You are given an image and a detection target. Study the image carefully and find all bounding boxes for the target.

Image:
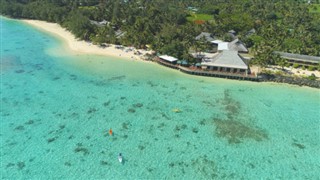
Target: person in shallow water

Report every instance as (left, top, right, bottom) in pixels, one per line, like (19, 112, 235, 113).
(109, 128, 113, 136)
(118, 153, 123, 163)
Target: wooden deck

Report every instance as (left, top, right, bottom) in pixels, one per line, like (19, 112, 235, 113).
(156, 58, 260, 81)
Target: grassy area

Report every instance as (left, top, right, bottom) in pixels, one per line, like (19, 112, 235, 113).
(186, 13, 213, 22)
(309, 4, 320, 13)
(78, 6, 97, 10)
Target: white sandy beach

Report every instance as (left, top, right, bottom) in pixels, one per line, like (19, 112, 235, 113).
(22, 19, 152, 61)
(19, 19, 320, 79)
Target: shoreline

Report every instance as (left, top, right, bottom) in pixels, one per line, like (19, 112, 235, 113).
(21, 19, 152, 61)
(4, 17, 319, 89)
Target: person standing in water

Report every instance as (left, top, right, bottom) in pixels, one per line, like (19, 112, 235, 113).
(118, 153, 123, 163)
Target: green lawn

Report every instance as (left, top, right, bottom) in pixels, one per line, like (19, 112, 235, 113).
(186, 13, 213, 22)
(78, 6, 97, 10)
(309, 4, 320, 13)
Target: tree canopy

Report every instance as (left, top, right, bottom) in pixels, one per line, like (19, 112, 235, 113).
(1, 0, 319, 65)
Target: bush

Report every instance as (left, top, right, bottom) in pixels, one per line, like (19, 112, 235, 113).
(261, 69, 273, 75)
(301, 66, 306, 70)
(308, 66, 316, 71)
(284, 63, 291, 68)
(275, 71, 284, 76)
(293, 63, 300, 68)
(307, 74, 317, 81)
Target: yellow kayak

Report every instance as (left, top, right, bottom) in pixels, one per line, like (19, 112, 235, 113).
(172, 108, 181, 113)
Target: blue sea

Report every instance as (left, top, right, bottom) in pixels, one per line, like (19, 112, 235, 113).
(1, 17, 320, 179)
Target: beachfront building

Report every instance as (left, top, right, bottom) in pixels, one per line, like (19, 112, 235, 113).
(275, 51, 320, 67)
(158, 55, 178, 64)
(201, 50, 249, 75)
(195, 32, 248, 54)
(156, 55, 179, 69)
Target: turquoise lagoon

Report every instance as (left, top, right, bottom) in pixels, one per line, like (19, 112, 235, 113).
(1, 17, 320, 179)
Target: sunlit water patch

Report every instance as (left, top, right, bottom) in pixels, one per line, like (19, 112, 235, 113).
(1, 17, 320, 179)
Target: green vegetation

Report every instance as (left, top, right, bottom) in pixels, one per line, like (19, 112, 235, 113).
(186, 13, 213, 22)
(293, 63, 300, 68)
(308, 66, 316, 71)
(309, 4, 320, 13)
(307, 74, 317, 80)
(1, 0, 319, 67)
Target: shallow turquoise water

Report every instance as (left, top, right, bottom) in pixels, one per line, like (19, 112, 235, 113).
(1, 17, 320, 179)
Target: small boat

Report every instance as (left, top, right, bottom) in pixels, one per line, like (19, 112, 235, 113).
(118, 153, 123, 163)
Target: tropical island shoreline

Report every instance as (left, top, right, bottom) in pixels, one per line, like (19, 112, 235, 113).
(21, 19, 153, 62)
(5, 17, 319, 88)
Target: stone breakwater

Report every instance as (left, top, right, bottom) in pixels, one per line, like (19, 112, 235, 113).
(259, 74, 320, 88)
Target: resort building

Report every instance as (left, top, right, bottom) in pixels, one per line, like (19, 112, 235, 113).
(157, 34, 252, 79)
(275, 51, 320, 67)
(201, 50, 249, 75)
(156, 55, 179, 68)
(89, 20, 110, 27)
(158, 55, 178, 64)
(194, 32, 248, 54)
(228, 38, 248, 53)
(213, 38, 248, 53)
(195, 32, 215, 42)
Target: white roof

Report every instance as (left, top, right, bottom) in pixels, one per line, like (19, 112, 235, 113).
(218, 42, 229, 51)
(211, 40, 223, 44)
(201, 50, 248, 69)
(159, 55, 178, 62)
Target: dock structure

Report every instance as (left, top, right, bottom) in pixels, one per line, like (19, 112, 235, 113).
(155, 56, 259, 81)
(178, 66, 258, 81)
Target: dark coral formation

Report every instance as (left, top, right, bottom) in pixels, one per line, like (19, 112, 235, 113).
(64, 162, 72, 166)
(74, 143, 90, 155)
(25, 120, 34, 125)
(292, 142, 306, 149)
(17, 162, 25, 170)
(213, 90, 268, 144)
(191, 156, 217, 178)
(214, 119, 268, 144)
(133, 103, 143, 108)
(47, 137, 58, 143)
(168, 156, 217, 178)
(122, 122, 130, 130)
(87, 108, 98, 114)
(127, 108, 135, 113)
(14, 125, 25, 131)
(192, 127, 199, 133)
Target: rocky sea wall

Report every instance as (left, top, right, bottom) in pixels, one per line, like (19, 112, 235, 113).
(259, 73, 320, 88)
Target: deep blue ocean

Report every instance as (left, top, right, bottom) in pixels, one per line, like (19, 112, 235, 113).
(1, 17, 320, 179)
